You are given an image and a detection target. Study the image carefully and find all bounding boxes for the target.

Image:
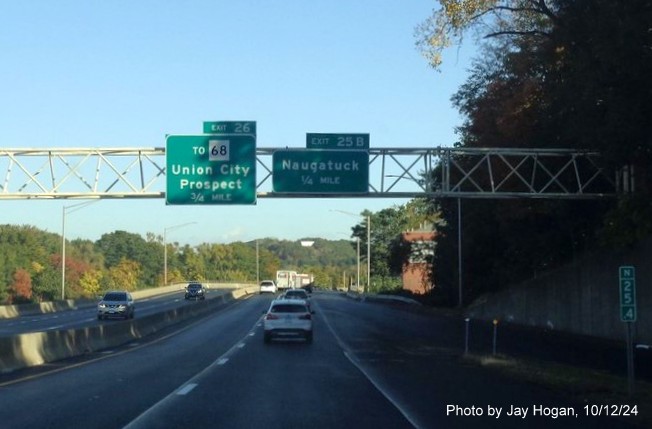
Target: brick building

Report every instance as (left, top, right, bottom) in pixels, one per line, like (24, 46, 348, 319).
(401, 226, 435, 294)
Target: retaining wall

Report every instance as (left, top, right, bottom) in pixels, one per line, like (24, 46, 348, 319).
(466, 237, 651, 344)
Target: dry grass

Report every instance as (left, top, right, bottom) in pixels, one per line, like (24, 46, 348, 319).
(462, 353, 652, 427)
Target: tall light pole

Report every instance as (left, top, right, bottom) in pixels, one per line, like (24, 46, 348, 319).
(256, 239, 260, 285)
(61, 200, 99, 300)
(331, 210, 370, 293)
(457, 198, 463, 308)
(164, 222, 196, 286)
(337, 233, 360, 292)
(355, 236, 360, 291)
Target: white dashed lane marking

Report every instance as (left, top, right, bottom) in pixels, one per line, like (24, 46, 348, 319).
(177, 383, 198, 396)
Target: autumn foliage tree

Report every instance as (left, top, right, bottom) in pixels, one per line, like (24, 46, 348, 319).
(79, 269, 103, 297)
(9, 269, 32, 304)
(417, 1, 652, 304)
(104, 258, 141, 292)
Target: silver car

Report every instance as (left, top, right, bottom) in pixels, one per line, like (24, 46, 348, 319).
(97, 291, 135, 320)
(263, 299, 313, 344)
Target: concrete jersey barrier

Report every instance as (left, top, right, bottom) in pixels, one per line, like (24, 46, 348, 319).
(0, 285, 258, 374)
(0, 283, 248, 319)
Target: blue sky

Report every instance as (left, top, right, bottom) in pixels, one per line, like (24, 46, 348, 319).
(0, 1, 474, 245)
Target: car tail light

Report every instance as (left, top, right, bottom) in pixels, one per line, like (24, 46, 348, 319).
(266, 314, 279, 320)
(299, 313, 312, 320)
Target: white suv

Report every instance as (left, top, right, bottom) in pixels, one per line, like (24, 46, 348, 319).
(263, 299, 313, 344)
(259, 280, 277, 294)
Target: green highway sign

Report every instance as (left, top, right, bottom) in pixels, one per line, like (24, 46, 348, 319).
(203, 121, 256, 135)
(306, 133, 369, 149)
(619, 266, 637, 322)
(166, 134, 256, 205)
(273, 150, 369, 193)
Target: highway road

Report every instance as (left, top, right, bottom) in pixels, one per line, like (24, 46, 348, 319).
(0, 289, 212, 336)
(0, 292, 641, 429)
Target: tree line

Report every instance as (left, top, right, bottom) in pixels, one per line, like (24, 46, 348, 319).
(0, 225, 360, 304)
(414, 0, 652, 305)
(0, 199, 439, 305)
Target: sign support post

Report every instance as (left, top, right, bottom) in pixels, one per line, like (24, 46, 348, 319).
(619, 265, 637, 396)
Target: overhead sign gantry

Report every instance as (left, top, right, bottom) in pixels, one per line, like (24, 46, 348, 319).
(0, 122, 620, 200)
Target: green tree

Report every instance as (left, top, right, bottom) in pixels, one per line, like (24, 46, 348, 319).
(103, 258, 141, 292)
(31, 261, 60, 302)
(350, 200, 437, 293)
(178, 245, 205, 281)
(421, 1, 651, 305)
(96, 230, 162, 288)
(0, 224, 60, 303)
(79, 269, 103, 297)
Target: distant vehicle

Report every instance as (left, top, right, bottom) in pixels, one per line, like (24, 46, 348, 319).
(97, 291, 135, 320)
(275, 270, 297, 291)
(282, 288, 311, 310)
(296, 273, 314, 288)
(263, 299, 314, 344)
(185, 282, 206, 300)
(259, 280, 278, 294)
(283, 288, 309, 299)
(301, 284, 313, 294)
(295, 273, 314, 293)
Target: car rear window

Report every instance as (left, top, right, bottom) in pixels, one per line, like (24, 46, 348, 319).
(270, 304, 307, 313)
(103, 293, 126, 301)
(285, 292, 307, 300)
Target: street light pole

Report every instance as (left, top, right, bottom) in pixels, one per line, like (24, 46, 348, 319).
(164, 229, 168, 285)
(61, 200, 99, 300)
(365, 215, 370, 293)
(164, 222, 196, 285)
(61, 207, 66, 300)
(256, 239, 260, 285)
(457, 198, 463, 308)
(356, 236, 361, 291)
(331, 210, 371, 293)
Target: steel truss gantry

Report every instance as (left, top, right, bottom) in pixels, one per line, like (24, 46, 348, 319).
(0, 147, 618, 200)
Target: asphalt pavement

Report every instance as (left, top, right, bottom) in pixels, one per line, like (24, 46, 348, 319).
(380, 299, 652, 382)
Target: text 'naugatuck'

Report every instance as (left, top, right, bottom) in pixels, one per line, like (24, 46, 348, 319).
(280, 159, 360, 173)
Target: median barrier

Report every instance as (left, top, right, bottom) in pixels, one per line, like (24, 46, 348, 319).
(0, 299, 96, 319)
(0, 285, 255, 374)
(0, 282, 243, 319)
